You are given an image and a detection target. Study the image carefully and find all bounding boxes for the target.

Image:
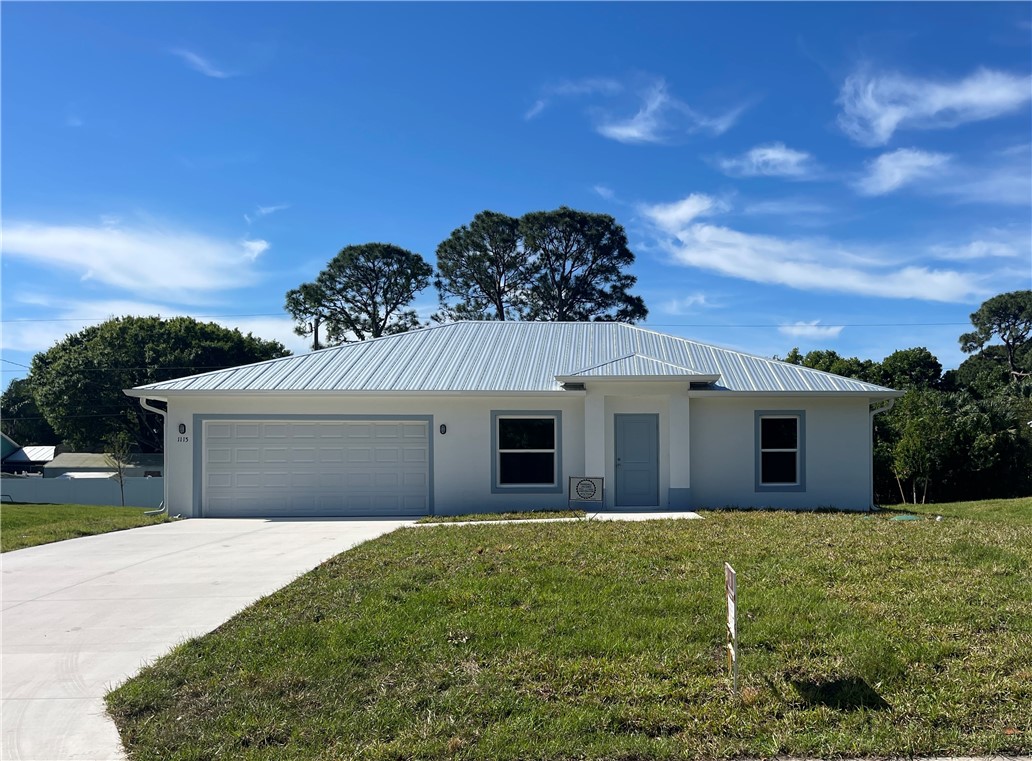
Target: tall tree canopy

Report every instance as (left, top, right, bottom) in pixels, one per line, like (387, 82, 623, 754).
(960, 290, 1032, 381)
(521, 207, 647, 322)
(435, 211, 530, 321)
(0, 378, 60, 445)
(28, 316, 289, 452)
(286, 243, 432, 347)
(781, 296, 1032, 503)
(434, 207, 648, 323)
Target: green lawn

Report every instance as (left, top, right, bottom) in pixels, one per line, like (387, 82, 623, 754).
(108, 499, 1031, 760)
(418, 509, 586, 524)
(0, 503, 169, 552)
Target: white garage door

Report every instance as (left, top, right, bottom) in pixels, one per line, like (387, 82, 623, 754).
(202, 419, 430, 517)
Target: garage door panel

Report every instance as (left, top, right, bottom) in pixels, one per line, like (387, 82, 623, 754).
(375, 448, 399, 463)
(263, 472, 290, 487)
(347, 448, 372, 463)
(204, 419, 430, 517)
(235, 424, 260, 438)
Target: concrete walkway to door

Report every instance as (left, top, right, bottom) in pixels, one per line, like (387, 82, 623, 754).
(1, 518, 412, 761)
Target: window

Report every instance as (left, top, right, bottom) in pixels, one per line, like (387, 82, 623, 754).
(755, 411, 805, 492)
(491, 412, 562, 492)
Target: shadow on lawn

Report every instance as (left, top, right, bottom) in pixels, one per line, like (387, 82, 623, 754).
(790, 676, 891, 710)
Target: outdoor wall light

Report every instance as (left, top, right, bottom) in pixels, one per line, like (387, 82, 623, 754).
(439, 424, 447, 435)
(178, 423, 187, 435)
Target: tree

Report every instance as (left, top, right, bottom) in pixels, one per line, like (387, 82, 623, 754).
(879, 347, 942, 390)
(105, 431, 134, 507)
(29, 316, 289, 453)
(521, 207, 647, 322)
(779, 348, 882, 385)
(435, 211, 531, 321)
(286, 243, 432, 346)
(960, 290, 1032, 381)
(0, 378, 60, 445)
(284, 283, 329, 351)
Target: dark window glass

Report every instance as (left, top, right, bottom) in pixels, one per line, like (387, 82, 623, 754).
(762, 452, 797, 484)
(500, 452, 555, 484)
(499, 418, 555, 450)
(761, 417, 797, 450)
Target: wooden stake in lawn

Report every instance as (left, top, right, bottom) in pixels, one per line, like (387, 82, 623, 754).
(725, 562, 738, 692)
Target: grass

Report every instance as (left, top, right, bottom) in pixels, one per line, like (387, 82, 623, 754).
(108, 498, 1032, 760)
(886, 496, 1031, 525)
(418, 509, 586, 524)
(0, 502, 170, 552)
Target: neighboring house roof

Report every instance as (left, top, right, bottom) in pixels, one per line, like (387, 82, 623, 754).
(1, 432, 21, 460)
(3, 445, 57, 465)
(128, 321, 899, 396)
(45, 453, 163, 471)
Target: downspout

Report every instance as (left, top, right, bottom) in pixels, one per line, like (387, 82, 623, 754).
(138, 398, 169, 516)
(868, 399, 896, 511)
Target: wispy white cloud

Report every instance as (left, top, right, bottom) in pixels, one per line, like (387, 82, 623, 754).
(2, 220, 265, 302)
(256, 203, 289, 217)
(0, 298, 310, 357)
(741, 198, 833, 217)
(637, 193, 728, 234)
(640, 194, 987, 302)
(662, 293, 711, 315)
(593, 185, 615, 200)
(778, 320, 844, 339)
(851, 144, 1029, 205)
(524, 78, 621, 120)
(524, 99, 547, 120)
(528, 75, 748, 143)
(855, 148, 951, 195)
(934, 158, 1031, 206)
(241, 239, 270, 261)
(549, 78, 623, 97)
(717, 142, 819, 178)
(244, 203, 290, 224)
(928, 228, 1028, 261)
(838, 66, 1032, 146)
(170, 48, 236, 79)
(596, 80, 746, 144)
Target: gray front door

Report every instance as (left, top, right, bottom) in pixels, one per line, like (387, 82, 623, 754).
(615, 414, 659, 507)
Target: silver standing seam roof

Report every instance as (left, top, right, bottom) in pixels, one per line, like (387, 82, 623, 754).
(127, 321, 899, 396)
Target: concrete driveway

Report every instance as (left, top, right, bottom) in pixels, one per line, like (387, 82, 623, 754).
(1, 517, 412, 761)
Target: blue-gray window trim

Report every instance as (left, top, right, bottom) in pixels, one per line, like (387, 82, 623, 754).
(754, 410, 806, 493)
(490, 410, 563, 494)
(193, 414, 434, 517)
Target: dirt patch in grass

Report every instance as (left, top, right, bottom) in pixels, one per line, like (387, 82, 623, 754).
(1, 503, 169, 552)
(108, 503, 1032, 760)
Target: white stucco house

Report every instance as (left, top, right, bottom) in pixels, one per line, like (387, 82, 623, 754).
(125, 321, 901, 518)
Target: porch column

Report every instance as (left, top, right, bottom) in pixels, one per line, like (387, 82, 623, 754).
(583, 390, 607, 503)
(668, 394, 692, 509)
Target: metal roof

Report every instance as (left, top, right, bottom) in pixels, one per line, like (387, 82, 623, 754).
(129, 321, 899, 396)
(3, 445, 57, 464)
(560, 353, 708, 379)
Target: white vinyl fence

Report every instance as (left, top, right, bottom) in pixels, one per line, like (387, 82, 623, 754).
(0, 477, 164, 508)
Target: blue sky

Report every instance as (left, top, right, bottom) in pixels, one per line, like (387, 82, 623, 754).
(2, 2, 1030, 389)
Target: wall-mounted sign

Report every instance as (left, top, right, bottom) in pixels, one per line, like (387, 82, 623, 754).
(568, 476, 603, 505)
